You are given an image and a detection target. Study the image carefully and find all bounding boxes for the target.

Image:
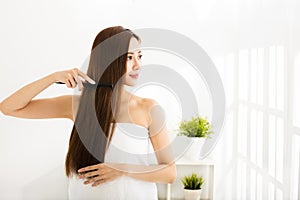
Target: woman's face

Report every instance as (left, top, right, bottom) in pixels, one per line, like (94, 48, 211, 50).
(123, 37, 142, 86)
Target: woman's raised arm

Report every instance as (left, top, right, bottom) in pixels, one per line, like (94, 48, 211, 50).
(0, 68, 95, 120)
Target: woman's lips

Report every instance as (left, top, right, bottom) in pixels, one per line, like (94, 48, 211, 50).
(129, 74, 139, 79)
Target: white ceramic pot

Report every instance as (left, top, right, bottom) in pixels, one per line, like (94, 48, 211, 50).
(184, 137, 206, 161)
(183, 188, 202, 200)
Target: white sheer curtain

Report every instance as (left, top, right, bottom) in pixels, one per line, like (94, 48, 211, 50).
(211, 0, 300, 199)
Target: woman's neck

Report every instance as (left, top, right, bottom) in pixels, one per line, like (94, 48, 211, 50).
(120, 86, 132, 103)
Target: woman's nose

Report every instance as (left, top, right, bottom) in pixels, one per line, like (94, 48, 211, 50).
(132, 56, 141, 70)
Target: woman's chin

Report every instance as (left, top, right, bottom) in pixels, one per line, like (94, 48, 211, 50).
(124, 81, 138, 87)
(125, 83, 137, 87)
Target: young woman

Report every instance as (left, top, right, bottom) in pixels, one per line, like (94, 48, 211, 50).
(0, 26, 176, 199)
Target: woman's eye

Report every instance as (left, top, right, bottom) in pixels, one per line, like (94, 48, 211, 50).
(127, 54, 143, 61)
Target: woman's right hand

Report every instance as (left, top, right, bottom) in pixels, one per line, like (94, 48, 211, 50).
(54, 68, 96, 91)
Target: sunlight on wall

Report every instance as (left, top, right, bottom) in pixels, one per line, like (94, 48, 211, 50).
(238, 49, 249, 101)
(293, 52, 300, 127)
(290, 134, 299, 199)
(213, 42, 296, 199)
(235, 46, 287, 200)
(269, 46, 284, 111)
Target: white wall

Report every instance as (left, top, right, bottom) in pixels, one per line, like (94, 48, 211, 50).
(0, 0, 299, 199)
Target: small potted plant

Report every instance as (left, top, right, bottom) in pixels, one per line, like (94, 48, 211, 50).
(177, 115, 213, 160)
(181, 173, 204, 200)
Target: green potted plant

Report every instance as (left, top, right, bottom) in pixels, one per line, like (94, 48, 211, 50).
(181, 173, 204, 200)
(177, 115, 213, 160)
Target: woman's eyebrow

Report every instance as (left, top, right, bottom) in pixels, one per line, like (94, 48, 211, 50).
(128, 50, 142, 54)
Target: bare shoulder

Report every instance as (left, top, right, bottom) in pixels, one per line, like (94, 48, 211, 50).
(135, 97, 161, 127)
(139, 97, 159, 106)
(135, 96, 159, 111)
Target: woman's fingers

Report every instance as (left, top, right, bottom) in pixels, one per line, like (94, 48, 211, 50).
(80, 170, 101, 179)
(75, 76, 83, 91)
(68, 68, 86, 89)
(84, 174, 103, 185)
(81, 168, 123, 187)
(78, 163, 103, 173)
(92, 179, 106, 187)
(78, 70, 96, 84)
(68, 74, 77, 88)
(56, 68, 96, 89)
(65, 79, 72, 88)
(91, 172, 120, 187)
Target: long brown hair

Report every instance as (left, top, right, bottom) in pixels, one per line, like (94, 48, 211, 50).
(65, 26, 141, 177)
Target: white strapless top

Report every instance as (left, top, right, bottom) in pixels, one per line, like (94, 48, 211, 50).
(68, 123, 158, 200)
